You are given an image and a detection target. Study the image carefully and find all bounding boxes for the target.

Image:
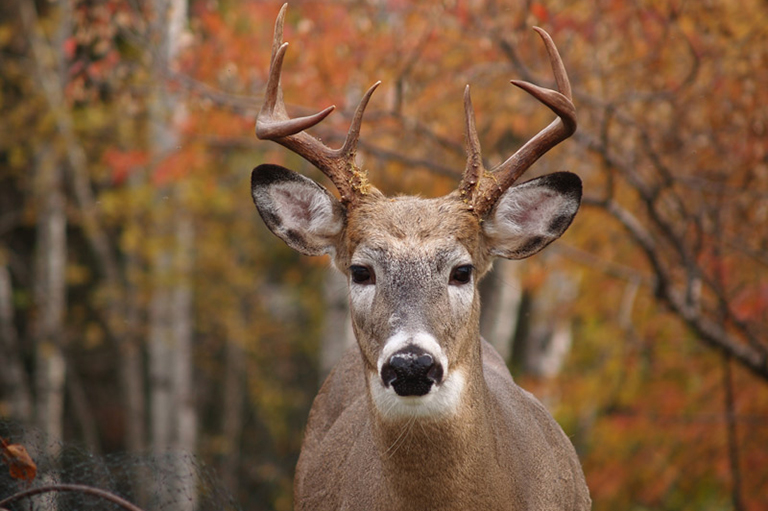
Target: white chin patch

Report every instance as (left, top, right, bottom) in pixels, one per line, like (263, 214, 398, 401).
(369, 368, 466, 420)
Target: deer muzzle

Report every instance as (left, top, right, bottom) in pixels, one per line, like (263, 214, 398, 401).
(381, 345, 445, 397)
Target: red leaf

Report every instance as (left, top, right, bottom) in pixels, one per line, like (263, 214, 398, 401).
(733, 284, 768, 321)
(104, 148, 149, 185)
(0, 437, 37, 482)
(531, 2, 550, 23)
(63, 37, 77, 60)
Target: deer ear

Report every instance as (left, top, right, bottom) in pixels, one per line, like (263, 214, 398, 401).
(482, 172, 581, 260)
(251, 164, 345, 256)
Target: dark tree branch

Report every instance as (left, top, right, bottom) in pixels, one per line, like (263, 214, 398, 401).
(721, 355, 745, 511)
(0, 484, 146, 511)
(582, 197, 768, 382)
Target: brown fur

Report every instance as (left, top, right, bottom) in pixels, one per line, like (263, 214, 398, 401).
(296, 342, 590, 510)
(292, 194, 590, 510)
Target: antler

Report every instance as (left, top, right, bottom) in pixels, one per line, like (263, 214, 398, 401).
(458, 27, 577, 218)
(256, 4, 382, 206)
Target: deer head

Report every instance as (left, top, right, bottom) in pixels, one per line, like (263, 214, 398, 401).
(251, 4, 580, 421)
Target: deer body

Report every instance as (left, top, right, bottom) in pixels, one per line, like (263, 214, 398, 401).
(297, 341, 587, 510)
(251, 5, 590, 510)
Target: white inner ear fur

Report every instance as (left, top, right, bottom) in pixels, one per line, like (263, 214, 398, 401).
(494, 187, 563, 236)
(483, 180, 579, 259)
(270, 181, 343, 242)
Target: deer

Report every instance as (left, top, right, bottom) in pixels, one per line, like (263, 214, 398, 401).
(250, 4, 591, 510)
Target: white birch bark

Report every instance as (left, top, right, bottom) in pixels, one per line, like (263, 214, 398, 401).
(147, 0, 196, 509)
(479, 260, 523, 363)
(149, 251, 174, 452)
(518, 268, 579, 378)
(32, 148, 67, 457)
(16, 0, 69, 458)
(320, 270, 356, 382)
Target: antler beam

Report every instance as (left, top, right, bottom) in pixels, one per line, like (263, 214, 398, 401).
(256, 3, 382, 206)
(459, 27, 577, 217)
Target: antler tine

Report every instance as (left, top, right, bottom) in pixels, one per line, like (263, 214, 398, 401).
(270, 4, 287, 65)
(458, 85, 484, 209)
(340, 81, 381, 156)
(532, 26, 571, 99)
(255, 4, 381, 206)
(257, 4, 336, 139)
(470, 27, 577, 218)
(257, 41, 336, 139)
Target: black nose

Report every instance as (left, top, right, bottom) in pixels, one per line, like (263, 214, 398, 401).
(381, 346, 444, 397)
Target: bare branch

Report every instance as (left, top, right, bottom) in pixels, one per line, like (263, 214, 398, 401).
(0, 484, 147, 511)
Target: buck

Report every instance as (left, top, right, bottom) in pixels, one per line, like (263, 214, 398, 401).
(251, 5, 590, 510)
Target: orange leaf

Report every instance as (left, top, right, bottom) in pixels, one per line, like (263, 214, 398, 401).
(0, 437, 37, 482)
(63, 37, 78, 60)
(531, 2, 550, 23)
(103, 148, 149, 185)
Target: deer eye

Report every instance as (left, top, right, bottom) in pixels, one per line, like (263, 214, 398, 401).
(449, 265, 473, 286)
(350, 265, 375, 285)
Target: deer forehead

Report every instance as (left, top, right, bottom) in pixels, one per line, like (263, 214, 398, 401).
(343, 196, 488, 268)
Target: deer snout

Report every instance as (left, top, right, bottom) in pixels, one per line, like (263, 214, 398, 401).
(381, 346, 444, 397)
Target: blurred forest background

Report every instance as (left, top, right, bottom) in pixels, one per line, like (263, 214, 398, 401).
(1, 0, 767, 510)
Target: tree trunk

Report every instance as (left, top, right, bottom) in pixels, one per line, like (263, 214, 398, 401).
(170, 211, 197, 501)
(0, 262, 33, 423)
(16, 0, 69, 458)
(513, 268, 579, 378)
(120, 191, 147, 455)
(119, 282, 147, 454)
(147, 1, 196, 509)
(220, 331, 245, 497)
(66, 366, 100, 453)
(319, 270, 356, 382)
(32, 147, 68, 455)
(149, 248, 174, 452)
(479, 260, 522, 363)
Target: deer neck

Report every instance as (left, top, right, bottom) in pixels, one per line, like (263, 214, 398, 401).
(367, 342, 503, 503)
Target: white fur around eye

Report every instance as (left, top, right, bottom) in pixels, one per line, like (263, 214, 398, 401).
(445, 246, 475, 317)
(349, 279, 375, 312)
(447, 281, 475, 318)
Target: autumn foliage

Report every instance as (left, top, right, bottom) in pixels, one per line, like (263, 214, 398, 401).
(0, 437, 36, 483)
(1, 0, 767, 510)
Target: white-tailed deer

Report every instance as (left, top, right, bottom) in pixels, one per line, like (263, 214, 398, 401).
(251, 5, 590, 510)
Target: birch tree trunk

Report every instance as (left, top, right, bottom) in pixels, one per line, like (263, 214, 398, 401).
(513, 268, 579, 378)
(147, 1, 197, 509)
(171, 210, 196, 460)
(32, 147, 67, 456)
(17, 0, 145, 460)
(149, 248, 174, 452)
(16, 0, 70, 457)
(479, 260, 523, 363)
(319, 270, 356, 382)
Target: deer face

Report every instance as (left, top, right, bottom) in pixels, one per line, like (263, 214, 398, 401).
(251, 164, 581, 420)
(252, 3, 580, 422)
(343, 196, 486, 420)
